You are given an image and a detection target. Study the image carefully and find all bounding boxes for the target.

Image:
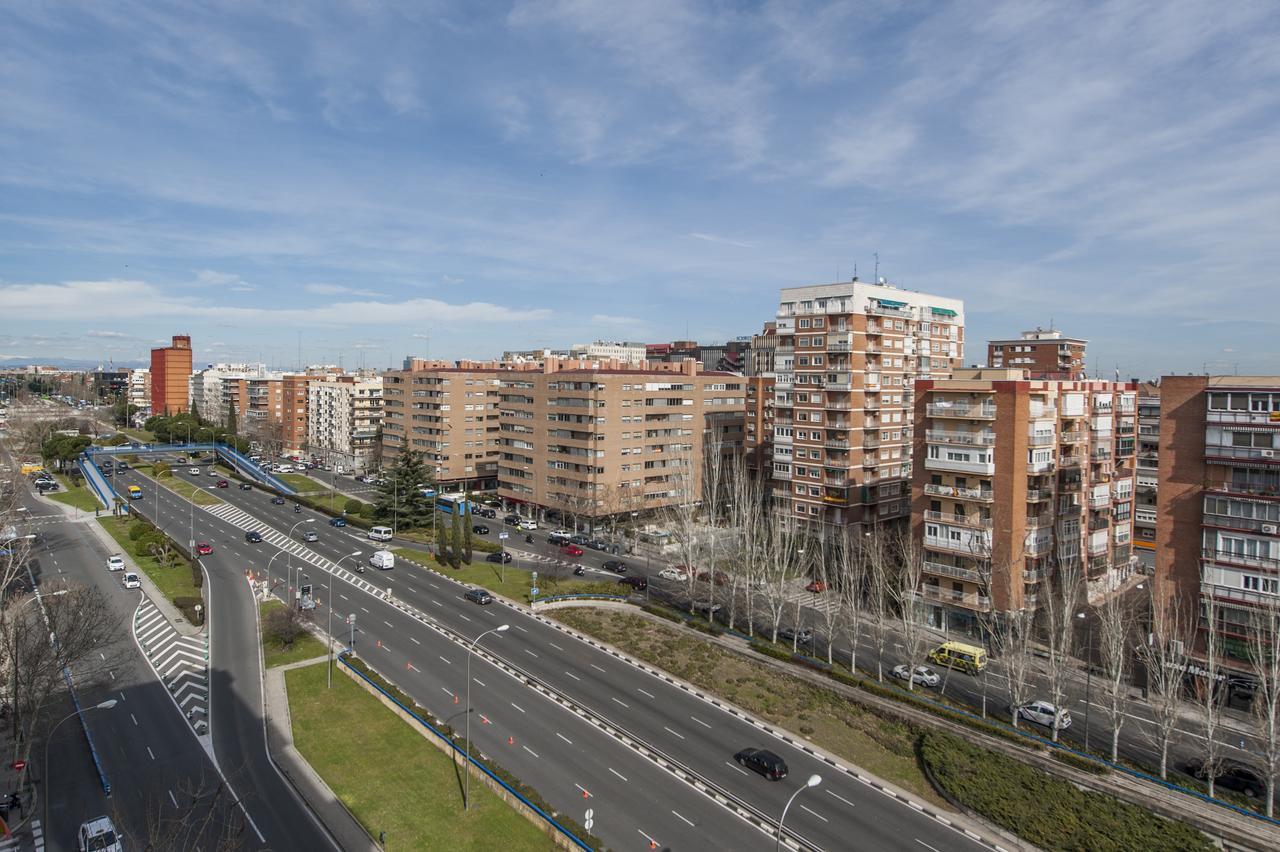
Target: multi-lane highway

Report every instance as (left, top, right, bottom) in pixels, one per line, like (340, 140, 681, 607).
(115, 456, 1000, 851)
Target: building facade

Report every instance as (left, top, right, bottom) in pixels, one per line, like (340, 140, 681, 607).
(1134, 381, 1161, 568)
(911, 368, 1138, 633)
(127, 369, 151, 415)
(770, 280, 965, 532)
(149, 335, 193, 416)
(987, 328, 1087, 379)
(307, 376, 384, 472)
(572, 341, 648, 364)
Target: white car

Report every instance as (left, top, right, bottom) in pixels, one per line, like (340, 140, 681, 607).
(657, 568, 684, 581)
(519, 519, 539, 530)
(107, 554, 125, 572)
(77, 816, 123, 852)
(1018, 700, 1072, 730)
(891, 664, 941, 688)
(122, 572, 141, 589)
(188, 467, 201, 475)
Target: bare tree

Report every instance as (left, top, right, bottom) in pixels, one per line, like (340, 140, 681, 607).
(117, 770, 250, 851)
(1095, 585, 1134, 762)
(1195, 593, 1225, 798)
(834, 527, 869, 674)
(993, 606, 1038, 728)
(863, 529, 894, 682)
(757, 516, 803, 644)
(1040, 557, 1084, 742)
(1248, 590, 1280, 817)
(810, 532, 843, 665)
(1134, 578, 1195, 780)
(890, 531, 929, 691)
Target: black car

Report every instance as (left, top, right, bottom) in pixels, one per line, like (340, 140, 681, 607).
(485, 551, 512, 564)
(618, 576, 647, 591)
(1186, 759, 1264, 798)
(116, 462, 129, 471)
(477, 508, 496, 519)
(100, 467, 112, 477)
(245, 530, 263, 543)
(270, 496, 286, 505)
(778, 626, 814, 645)
(239, 482, 252, 491)
(503, 514, 521, 526)
(329, 517, 347, 527)
(734, 748, 788, 781)
(464, 588, 493, 605)
(569, 534, 590, 546)
(602, 560, 628, 574)
(586, 539, 609, 551)
(472, 524, 490, 535)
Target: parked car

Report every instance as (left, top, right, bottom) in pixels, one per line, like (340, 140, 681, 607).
(618, 576, 647, 591)
(121, 572, 141, 590)
(657, 567, 684, 581)
(805, 580, 827, 593)
(777, 626, 814, 645)
(106, 554, 125, 572)
(586, 539, 610, 551)
(215, 479, 229, 488)
(519, 519, 538, 530)
(477, 507, 497, 519)
(503, 514, 521, 526)
(302, 530, 319, 542)
(734, 748, 788, 781)
(1017, 701, 1072, 730)
(329, 517, 347, 527)
(196, 542, 212, 555)
(472, 524, 490, 535)
(270, 496, 286, 505)
(560, 544, 584, 557)
(602, 560, 628, 574)
(1185, 758, 1264, 798)
(548, 530, 572, 545)
(464, 588, 493, 605)
(569, 533, 591, 546)
(238, 482, 252, 490)
(245, 530, 263, 543)
(891, 664, 941, 688)
(694, 601, 722, 616)
(697, 570, 729, 586)
(486, 551, 512, 564)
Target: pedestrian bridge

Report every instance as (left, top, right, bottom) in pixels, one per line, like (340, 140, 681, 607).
(79, 441, 294, 509)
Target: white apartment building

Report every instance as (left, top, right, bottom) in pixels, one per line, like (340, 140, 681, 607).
(307, 376, 384, 472)
(188, 363, 276, 425)
(571, 341, 648, 365)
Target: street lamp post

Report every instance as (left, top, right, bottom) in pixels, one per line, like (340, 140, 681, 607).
(44, 700, 118, 828)
(776, 774, 821, 851)
(286, 518, 316, 606)
(1076, 610, 1094, 752)
(265, 548, 288, 601)
(329, 551, 363, 688)
(465, 624, 509, 810)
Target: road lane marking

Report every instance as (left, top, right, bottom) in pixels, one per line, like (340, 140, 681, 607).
(147, 746, 155, 760)
(524, 649, 538, 658)
(726, 761, 749, 776)
(611, 697, 630, 708)
(608, 767, 628, 782)
(339, 593, 349, 600)
(474, 678, 486, 687)
(130, 714, 138, 726)
(825, 789, 856, 808)
(557, 733, 573, 745)
(384, 620, 393, 628)
(438, 655, 452, 665)
(406, 663, 420, 673)
(663, 726, 685, 740)
(410, 637, 421, 645)
(431, 600, 442, 607)
(563, 671, 581, 681)
(511, 702, 526, 713)
(360, 606, 370, 613)
(523, 745, 539, 758)
(513, 625, 528, 633)
(800, 804, 828, 822)
(169, 790, 178, 808)
(915, 841, 941, 852)
(637, 688, 655, 699)
(458, 614, 471, 622)
(672, 810, 695, 827)
(690, 715, 711, 729)
(548, 641, 564, 651)
(441, 688, 453, 697)
(381, 643, 391, 652)
(638, 830, 659, 847)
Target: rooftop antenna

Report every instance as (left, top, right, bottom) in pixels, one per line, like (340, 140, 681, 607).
(874, 252, 880, 283)
(853, 262, 858, 282)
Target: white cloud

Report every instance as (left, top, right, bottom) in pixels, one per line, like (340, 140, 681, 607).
(590, 313, 644, 326)
(380, 69, 424, 115)
(196, 269, 255, 291)
(86, 330, 131, 339)
(689, 232, 755, 249)
(305, 283, 383, 297)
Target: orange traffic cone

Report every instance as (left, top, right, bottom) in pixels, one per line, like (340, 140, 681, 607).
(453, 693, 459, 705)
(376, 639, 381, 649)
(507, 736, 515, 745)
(649, 841, 657, 850)
(406, 662, 412, 671)
(581, 788, 591, 799)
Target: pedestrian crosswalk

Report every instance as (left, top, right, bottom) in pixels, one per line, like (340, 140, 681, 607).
(0, 817, 42, 852)
(781, 582, 841, 615)
(133, 598, 209, 734)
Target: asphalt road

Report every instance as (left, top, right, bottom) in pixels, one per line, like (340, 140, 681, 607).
(116, 459, 997, 852)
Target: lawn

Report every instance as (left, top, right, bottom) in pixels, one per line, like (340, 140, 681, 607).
(286, 661, 554, 852)
(122, 427, 156, 443)
(276, 472, 329, 494)
(133, 463, 223, 506)
(97, 516, 202, 608)
(259, 601, 329, 668)
(392, 549, 616, 602)
(554, 608, 947, 808)
(46, 473, 101, 511)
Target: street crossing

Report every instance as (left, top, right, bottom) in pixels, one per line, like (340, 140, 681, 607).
(133, 598, 209, 734)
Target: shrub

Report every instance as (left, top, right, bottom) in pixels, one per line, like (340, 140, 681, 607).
(173, 596, 204, 625)
(1052, 748, 1110, 775)
(263, 606, 305, 650)
(128, 522, 149, 542)
(344, 498, 363, 515)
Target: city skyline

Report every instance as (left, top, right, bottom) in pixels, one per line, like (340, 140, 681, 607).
(3, 1, 1280, 377)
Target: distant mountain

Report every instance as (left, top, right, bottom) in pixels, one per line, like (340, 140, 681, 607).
(0, 357, 149, 371)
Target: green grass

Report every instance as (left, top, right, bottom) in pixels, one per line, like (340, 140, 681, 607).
(285, 662, 554, 852)
(276, 472, 329, 493)
(259, 601, 328, 668)
(97, 516, 202, 604)
(392, 549, 615, 602)
(133, 464, 223, 506)
(45, 473, 102, 511)
(122, 427, 155, 443)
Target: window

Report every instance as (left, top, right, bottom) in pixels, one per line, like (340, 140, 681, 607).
(798, 319, 811, 329)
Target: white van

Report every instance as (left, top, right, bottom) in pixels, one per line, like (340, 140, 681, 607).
(369, 550, 395, 571)
(368, 526, 393, 542)
(276, 464, 295, 474)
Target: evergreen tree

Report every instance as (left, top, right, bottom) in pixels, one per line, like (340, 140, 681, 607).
(449, 509, 464, 568)
(463, 503, 474, 563)
(373, 450, 435, 528)
(226, 401, 237, 435)
(437, 519, 452, 565)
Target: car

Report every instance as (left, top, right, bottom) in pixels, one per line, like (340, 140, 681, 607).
(560, 544, 584, 557)
(1185, 758, 1264, 798)
(477, 507, 497, 519)
(215, 479, 229, 488)
(602, 559, 628, 574)
(329, 517, 347, 527)
(547, 530, 572, 545)
(657, 567, 684, 581)
(1017, 701, 1072, 730)
(464, 588, 493, 605)
(472, 524, 490, 535)
(734, 748, 788, 781)
(777, 626, 814, 645)
(503, 514, 521, 526)
(270, 496, 286, 505)
(586, 539, 610, 551)
(76, 816, 123, 852)
(891, 664, 941, 688)
(805, 580, 828, 593)
(697, 570, 730, 586)
(302, 530, 318, 542)
(122, 572, 141, 590)
(106, 554, 125, 572)
(519, 519, 538, 530)
(486, 551, 513, 564)
(618, 576, 647, 591)
(100, 467, 112, 477)
(238, 482, 252, 490)
(188, 467, 201, 475)
(694, 601, 722, 616)
(568, 533, 591, 546)
(245, 530, 263, 543)
(196, 542, 212, 555)
(115, 461, 129, 471)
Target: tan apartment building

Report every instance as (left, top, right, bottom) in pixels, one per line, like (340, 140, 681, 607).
(771, 280, 965, 532)
(496, 359, 745, 522)
(911, 368, 1138, 634)
(307, 375, 383, 472)
(1156, 376, 1280, 670)
(987, 328, 1087, 379)
(282, 368, 348, 456)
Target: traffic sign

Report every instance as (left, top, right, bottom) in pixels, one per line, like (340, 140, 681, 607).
(498, 532, 508, 540)
(10, 760, 26, 771)
(530, 587, 539, 597)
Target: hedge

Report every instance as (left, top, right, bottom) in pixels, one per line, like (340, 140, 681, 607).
(1053, 748, 1111, 775)
(920, 730, 1212, 851)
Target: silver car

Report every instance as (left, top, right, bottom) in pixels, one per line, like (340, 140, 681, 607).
(1018, 700, 1072, 729)
(891, 664, 940, 687)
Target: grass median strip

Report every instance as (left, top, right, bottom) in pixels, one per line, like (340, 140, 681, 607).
(133, 463, 223, 506)
(275, 472, 328, 494)
(97, 515, 201, 606)
(260, 600, 328, 668)
(285, 661, 554, 851)
(392, 549, 617, 602)
(46, 473, 101, 511)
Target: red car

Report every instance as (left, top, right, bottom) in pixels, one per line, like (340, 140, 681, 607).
(196, 542, 213, 555)
(561, 544, 584, 557)
(215, 479, 229, 488)
(805, 580, 827, 593)
(698, 570, 730, 586)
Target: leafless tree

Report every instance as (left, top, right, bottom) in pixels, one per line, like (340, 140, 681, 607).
(810, 532, 843, 665)
(889, 531, 929, 691)
(1040, 556, 1084, 742)
(863, 529, 894, 682)
(116, 770, 250, 851)
(1248, 590, 1280, 817)
(834, 527, 869, 673)
(757, 516, 803, 644)
(1134, 577, 1195, 780)
(994, 605, 1038, 728)
(1195, 593, 1226, 798)
(1095, 585, 1135, 762)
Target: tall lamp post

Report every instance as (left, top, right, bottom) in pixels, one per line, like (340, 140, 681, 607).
(286, 518, 316, 605)
(45, 700, 118, 827)
(465, 624, 509, 810)
(265, 548, 288, 601)
(329, 551, 362, 688)
(1076, 610, 1094, 751)
(776, 773, 821, 851)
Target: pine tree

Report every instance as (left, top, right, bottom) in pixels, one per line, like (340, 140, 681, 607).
(463, 503, 474, 563)
(449, 509, 464, 569)
(437, 519, 452, 566)
(373, 450, 435, 528)
(226, 400, 237, 435)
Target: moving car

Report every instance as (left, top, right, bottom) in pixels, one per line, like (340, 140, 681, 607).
(560, 544, 584, 557)
(127, 485, 142, 499)
(503, 514, 521, 526)
(477, 507, 496, 519)
(891, 664, 941, 688)
(302, 530, 319, 542)
(618, 576, 647, 591)
(472, 524, 490, 535)
(245, 530, 263, 543)
(215, 479, 229, 488)
(602, 560, 628, 574)
(270, 496, 286, 505)
(196, 542, 212, 555)
(486, 551, 513, 564)
(777, 626, 814, 646)
(122, 572, 141, 590)
(239, 482, 252, 490)
(805, 580, 827, 593)
(369, 550, 395, 571)
(368, 526, 393, 542)
(329, 517, 347, 527)
(464, 588, 493, 605)
(734, 748, 788, 781)
(106, 554, 125, 572)
(927, 641, 988, 675)
(548, 530, 572, 545)
(188, 467, 201, 475)
(519, 519, 538, 530)
(1185, 758, 1264, 798)
(1017, 700, 1072, 730)
(77, 816, 123, 852)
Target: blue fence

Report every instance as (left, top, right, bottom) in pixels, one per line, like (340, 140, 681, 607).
(337, 652, 593, 850)
(61, 665, 111, 796)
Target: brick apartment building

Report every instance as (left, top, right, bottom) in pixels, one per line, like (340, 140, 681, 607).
(150, 335, 193, 416)
(911, 368, 1138, 633)
(496, 358, 745, 523)
(769, 280, 965, 532)
(987, 328, 1087, 378)
(1134, 381, 1161, 567)
(1156, 375, 1280, 665)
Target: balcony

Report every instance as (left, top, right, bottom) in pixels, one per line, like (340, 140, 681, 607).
(863, 436, 881, 449)
(927, 429, 996, 446)
(1028, 433, 1056, 447)
(1023, 565, 1054, 582)
(822, 493, 852, 506)
(1204, 481, 1280, 500)
(827, 380, 854, 391)
(772, 468, 792, 481)
(1025, 513, 1054, 530)
(917, 586, 992, 612)
(925, 456, 995, 476)
(926, 402, 997, 419)
(864, 398, 881, 410)
(1205, 444, 1280, 464)
(1060, 430, 1085, 444)
(1206, 409, 1280, 427)
(1025, 537, 1053, 555)
(924, 483, 994, 502)
(925, 510, 993, 529)
(1088, 493, 1111, 509)
(1025, 488, 1052, 501)
(1027, 459, 1055, 474)
(1088, 515, 1111, 532)
(1091, 447, 1113, 461)
(1087, 539, 1109, 556)
(1203, 548, 1280, 570)
(1135, 507, 1158, 525)
(825, 438, 850, 449)
(1059, 454, 1083, 469)
(923, 561, 982, 583)
(925, 532, 992, 555)
(870, 303, 913, 319)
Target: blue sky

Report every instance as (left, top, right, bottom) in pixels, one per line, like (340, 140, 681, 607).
(2, 0, 1278, 377)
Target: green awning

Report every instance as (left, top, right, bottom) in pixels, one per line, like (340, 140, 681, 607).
(931, 307, 957, 317)
(877, 299, 907, 308)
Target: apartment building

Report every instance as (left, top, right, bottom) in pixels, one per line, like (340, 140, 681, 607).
(307, 375, 383, 472)
(770, 280, 965, 531)
(496, 359, 744, 522)
(1156, 376, 1280, 667)
(744, 375, 776, 484)
(987, 329, 1087, 378)
(127, 369, 150, 414)
(571, 341, 648, 365)
(381, 361, 504, 489)
(1134, 381, 1161, 567)
(189, 364, 273, 425)
(746, 323, 778, 377)
(281, 367, 349, 456)
(150, 335, 193, 416)
(911, 368, 1138, 634)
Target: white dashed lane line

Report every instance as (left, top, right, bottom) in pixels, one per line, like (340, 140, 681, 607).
(511, 702, 525, 713)
(800, 804, 828, 823)
(637, 688, 655, 699)
(663, 726, 685, 740)
(524, 649, 538, 658)
(556, 733, 573, 745)
(726, 761, 748, 776)
(590, 663, 606, 673)
(563, 671, 580, 681)
(672, 811, 695, 828)
(826, 789, 856, 808)
(609, 767, 628, 782)
(690, 716, 711, 729)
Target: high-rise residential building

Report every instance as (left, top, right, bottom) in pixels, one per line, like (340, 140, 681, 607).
(744, 374, 776, 484)
(150, 335, 193, 416)
(1134, 381, 1161, 567)
(1155, 376, 1280, 666)
(126, 368, 151, 419)
(746, 323, 778, 377)
(987, 328, 1087, 379)
(282, 367, 348, 456)
(307, 375, 384, 472)
(496, 359, 744, 522)
(189, 363, 270, 424)
(911, 368, 1138, 633)
(770, 280, 965, 531)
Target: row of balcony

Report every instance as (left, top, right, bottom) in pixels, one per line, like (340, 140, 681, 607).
(922, 560, 982, 583)
(924, 510, 993, 528)
(1205, 444, 1280, 464)
(926, 402, 996, 419)
(924, 483, 994, 501)
(916, 585, 992, 612)
(926, 429, 996, 446)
